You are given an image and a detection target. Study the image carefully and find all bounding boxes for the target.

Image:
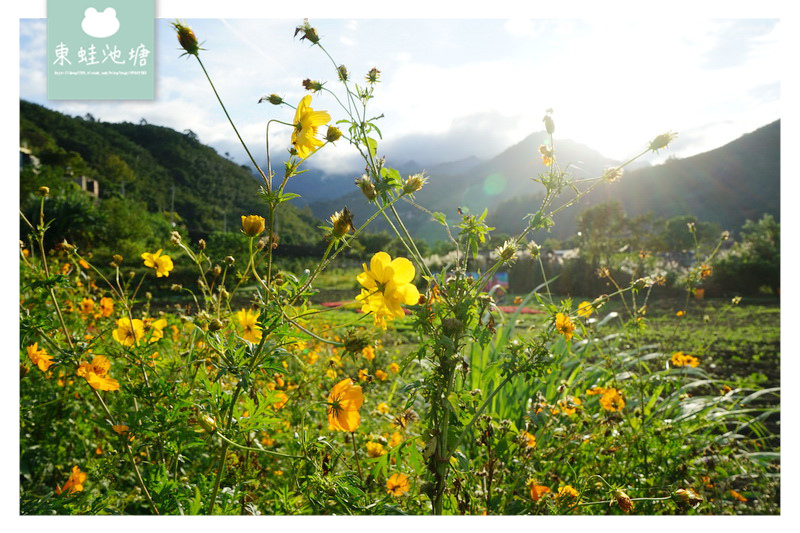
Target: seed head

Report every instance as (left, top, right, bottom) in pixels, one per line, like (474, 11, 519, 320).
(259, 94, 284, 105)
(603, 167, 624, 183)
(496, 239, 518, 264)
(294, 19, 320, 44)
(329, 207, 354, 239)
(402, 172, 428, 195)
(366, 67, 381, 84)
(302, 79, 325, 92)
(170, 231, 182, 245)
(355, 174, 377, 201)
(337, 65, 349, 82)
(325, 126, 343, 143)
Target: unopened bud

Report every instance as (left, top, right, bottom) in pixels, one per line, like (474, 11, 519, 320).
(225, 256, 235, 266)
(528, 241, 541, 258)
(648, 131, 677, 152)
(259, 94, 284, 105)
(170, 231, 182, 245)
(241, 215, 266, 237)
(402, 172, 428, 195)
(337, 64, 349, 82)
(674, 488, 703, 506)
(172, 21, 200, 56)
(302, 79, 325, 92)
(355, 174, 377, 201)
(196, 414, 217, 434)
(170, 284, 182, 292)
(212, 265, 222, 277)
(113, 254, 123, 265)
(208, 318, 225, 332)
(294, 19, 320, 44)
(329, 208, 354, 238)
(325, 126, 343, 143)
(145, 291, 153, 300)
(366, 67, 381, 84)
(614, 489, 634, 513)
(38, 186, 50, 197)
(198, 239, 206, 251)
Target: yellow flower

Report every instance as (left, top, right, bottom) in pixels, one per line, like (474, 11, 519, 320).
(358, 368, 369, 381)
(576, 301, 594, 318)
(76, 355, 120, 391)
(144, 317, 168, 343)
(112, 317, 145, 347)
(557, 396, 581, 415)
(327, 378, 364, 432)
(386, 473, 410, 497)
(388, 431, 403, 447)
(362, 345, 376, 361)
(241, 215, 266, 237)
(676, 310, 686, 317)
(529, 480, 551, 501)
(555, 312, 575, 340)
(556, 485, 579, 500)
(585, 386, 607, 396)
(112, 424, 134, 441)
(356, 252, 420, 329)
(272, 391, 289, 410)
(674, 488, 703, 506)
(700, 264, 712, 279)
(366, 441, 386, 457)
(58, 466, 86, 495)
(520, 430, 537, 449)
(388, 362, 400, 374)
(99, 297, 114, 317)
(291, 95, 331, 159)
(599, 388, 625, 412)
(236, 308, 263, 344)
(375, 369, 388, 381)
(671, 351, 700, 368)
(141, 249, 174, 278)
(377, 402, 390, 414)
(79, 258, 90, 269)
(26, 343, 54, 372)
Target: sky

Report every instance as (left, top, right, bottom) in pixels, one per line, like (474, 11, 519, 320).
(17, 15, 782, 175)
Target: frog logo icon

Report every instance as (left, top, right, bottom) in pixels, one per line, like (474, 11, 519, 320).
(81, 7, 120, 38)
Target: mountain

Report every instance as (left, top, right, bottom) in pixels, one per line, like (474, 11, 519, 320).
(19, 100, 321, 244)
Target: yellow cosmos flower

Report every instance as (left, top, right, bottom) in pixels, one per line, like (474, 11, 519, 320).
(374, 369, 388, 381)
(99, 297, 114, 317)
(76, 355, 120, 392)
(272, 391, 289, 410)
(292, 95, 331, 159)
(112, 317, 145, 347)
(557, 396, 582, 416)
(241, 215, 266, 237)
(327, 378, 364, 432)
(388, 362, 400, 374)
(26, 343, 54, 372)
(362, 345, 376, 361)
(388, 431, 403, 447)
(236, 308, 263, 344)
(366, 441, 386, 457)
(671, 351, 700, 368)
(58, 466, 86, 495)
(386, 473, 410, 497)
(555, 312, 575, 340)
(358, 368, 369, 381)
(529, 480, 551, 501)
(356, 252, 420, 329)
(599, 388, 625, 412)
(576, 301, 594, 318)
(585, 386, 607, 396)
(377, 402, 390, 414)
(141, 249, 174, 278)
(520, 430, 537, 449)
(557, 485, 579, 500)
(143, 317, 168, 343)
(112, 424, 134, 441)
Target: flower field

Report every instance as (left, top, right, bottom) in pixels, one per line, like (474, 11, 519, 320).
(18, 20, 780, 516)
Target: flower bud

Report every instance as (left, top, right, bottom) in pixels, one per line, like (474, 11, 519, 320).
(603, 167, 624, 183)
(366, 67, 381, 84)
(294, 20, 320, 44)
(329, 208, 354, 238)
(337, 64, 349, 82)
(38, 186, 50, 197)
(224, 256, 235, 266)
(196, 414, 217, 434)
(355, 174, 377, 201)
(241, 215, 266, 237)
(674, 488, 703, 506)
(170, 231, 182, 245)
(302, 79, 325, 92)
(325, 126, 343, 143)
(208, 318, 225, 332)
(648, 131, 677, 152)
(198, 239, 206, 251)
(495, 239, 518, 264)
(614, 489, 634, 513)
(528, 241, 541, 258)
(172, 21, 200, 56)
(259, 94, 284, 105)
(212, 265, 222, 277)
(170, 283, 182, 292)
(543, 112, 555, 135)
(402, 172, 428, 195)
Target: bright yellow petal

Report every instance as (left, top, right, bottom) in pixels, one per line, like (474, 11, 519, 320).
(389, 257, 415, 285)
(370, 252, 391, 281)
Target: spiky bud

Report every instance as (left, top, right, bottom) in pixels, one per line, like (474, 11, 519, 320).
(294, 20, 320, 44)
(366, 67, 381, 84)
(329, 208, 354, 239)
(648, 131, 677, 152)
(259, 94, 284, 105)
(355, 174, 377, 201)
(325, 126, 343, 143)
(337, 64, 349, 82)
(172, 21, 200, 56)
(402, 172, 428, 195)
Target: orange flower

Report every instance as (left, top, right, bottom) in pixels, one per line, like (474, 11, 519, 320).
(555, 312, 575, 340)
(26, 343, 54, 372)
(388, 362, 400, 374)
(79, 298, 95, 316)
(366, 441, 386, 457)
(58, 466, 87, 495)
(671, 351, 700, 368)
(374, 369, 388, 381)
(599, 388, 625, 412)
(327, 378, 364, 432)
(556, 485, 579, 500)
(729, 489, 748, 502)
(99, 297, 114, 317)
(386, 473, 410, 497)
(362, 345, 376, 361)
(520, 430, 537, 449)
(529, 480, 551, 501)
(76, 355, 120, 391)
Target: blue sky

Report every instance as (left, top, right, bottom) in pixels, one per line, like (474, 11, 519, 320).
(19, 16, 781, 175)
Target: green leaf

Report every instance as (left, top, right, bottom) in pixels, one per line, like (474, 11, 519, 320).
(367, 137, 378, 159)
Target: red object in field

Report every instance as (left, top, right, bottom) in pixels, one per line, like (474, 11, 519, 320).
(496, 306, 543, 315)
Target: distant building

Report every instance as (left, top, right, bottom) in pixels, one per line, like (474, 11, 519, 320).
(20, 146, 40, 173)
(73, 175, 100, 199)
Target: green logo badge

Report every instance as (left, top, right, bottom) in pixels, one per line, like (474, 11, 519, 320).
(47, 0, 154, 100)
